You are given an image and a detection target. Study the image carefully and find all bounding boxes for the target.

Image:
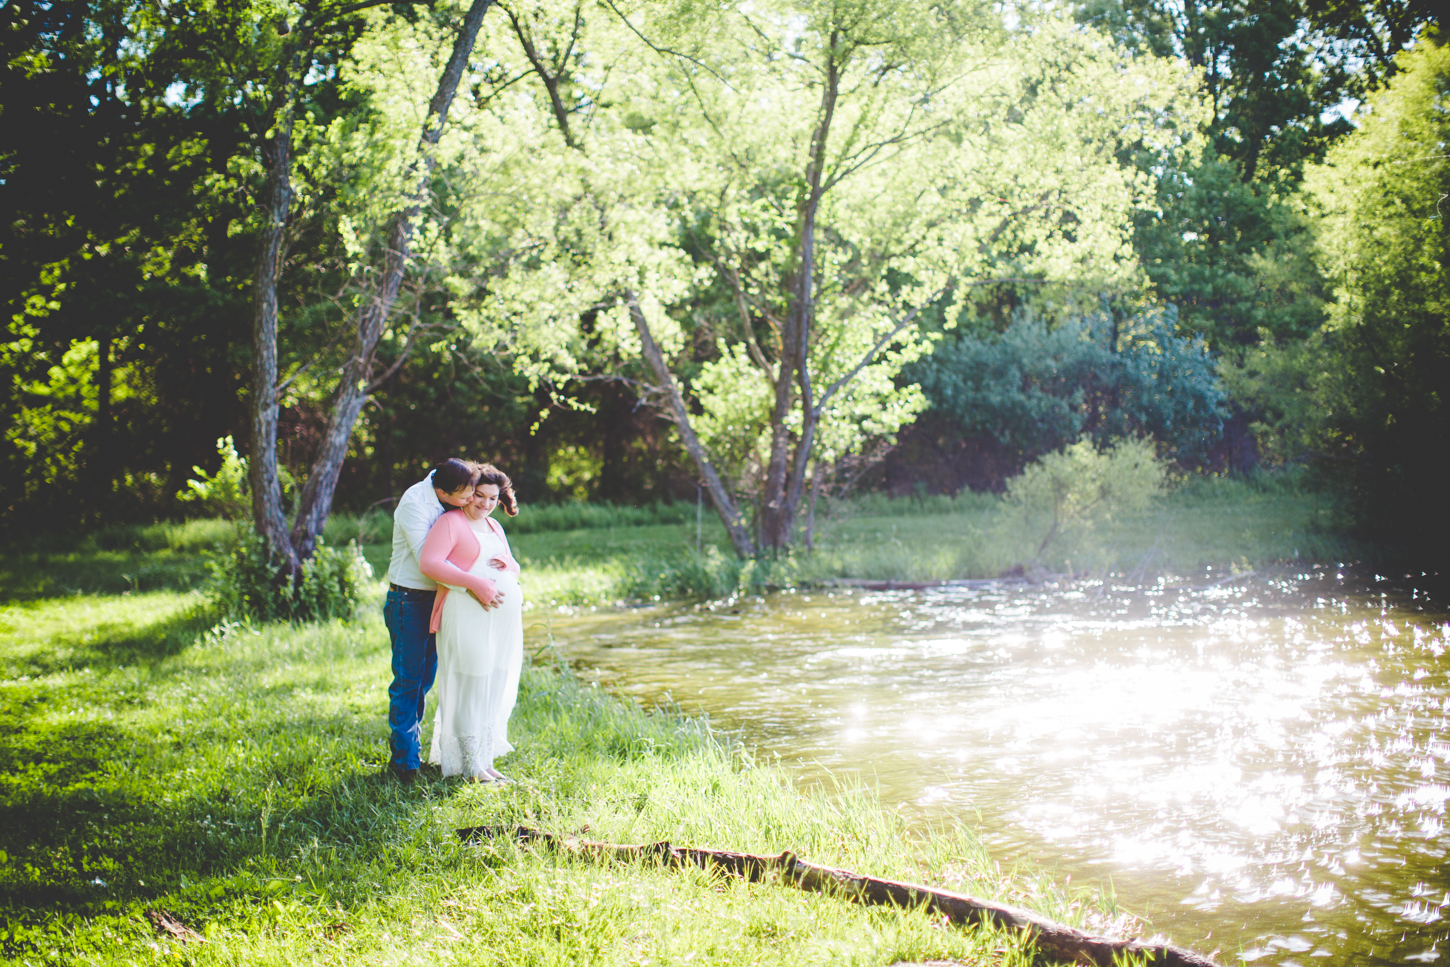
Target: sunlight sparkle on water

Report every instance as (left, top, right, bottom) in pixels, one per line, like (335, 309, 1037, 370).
(544, 575, 1450, 965)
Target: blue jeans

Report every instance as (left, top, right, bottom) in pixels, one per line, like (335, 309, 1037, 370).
(383, 588, 438, 771)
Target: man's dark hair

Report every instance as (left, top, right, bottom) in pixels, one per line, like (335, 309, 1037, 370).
(431, 458, 479, 494)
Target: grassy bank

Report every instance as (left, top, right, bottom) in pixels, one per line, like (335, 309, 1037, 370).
(804, 472, 1353, 583)
(521, 472, 1357, 602)
(0, 472, 1355, 605)
(0, 475, 1345, 962)
(0, 592, 1126, 967)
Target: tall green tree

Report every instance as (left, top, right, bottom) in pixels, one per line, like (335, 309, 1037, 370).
(478, 0, 1196, 554)
(1129, 154, 1327, 348)
(4, 0, 708, 538)
(281, 0, 496, 564)
(1077, 0, 1438, 351)
(147, 0, 498, 570)
(1, 0, 255, 529)
(1305, 29, 1450, 559)
(1080, 0, 1433, 186)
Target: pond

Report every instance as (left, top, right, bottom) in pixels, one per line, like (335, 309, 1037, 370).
(537, 569, 1449, 965)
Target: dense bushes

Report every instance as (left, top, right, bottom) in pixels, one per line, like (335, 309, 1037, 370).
(911, 308, 1226, 465)
(209, 534, 372, 623)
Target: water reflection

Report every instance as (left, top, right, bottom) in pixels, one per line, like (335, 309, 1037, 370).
(535, 573, 1450, 965)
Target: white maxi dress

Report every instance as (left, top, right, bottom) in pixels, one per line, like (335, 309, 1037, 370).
(429, 517, 524, 778)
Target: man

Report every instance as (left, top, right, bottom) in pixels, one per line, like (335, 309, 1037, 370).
(382, 458, 479, 782)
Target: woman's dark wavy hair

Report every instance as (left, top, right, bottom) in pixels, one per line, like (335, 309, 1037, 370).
(475, 463, 518, 517)
(432, 457, 480, 494)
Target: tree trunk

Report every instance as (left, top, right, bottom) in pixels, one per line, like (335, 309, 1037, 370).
(759, 36, 839, 553)
(248, 35, 307, 574)
(511, 11, 751, 557)
(288, 0, 495, 561)
(803, 462, 822, 550)
(758, 241, 802, 548)
(780, 402, 819, 545)
(627, 297, 755, 559)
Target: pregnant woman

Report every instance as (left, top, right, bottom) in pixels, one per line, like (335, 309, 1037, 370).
(418, 464, 523, 783)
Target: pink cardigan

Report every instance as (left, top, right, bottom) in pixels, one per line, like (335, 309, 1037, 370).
(417, 510, 518, 632)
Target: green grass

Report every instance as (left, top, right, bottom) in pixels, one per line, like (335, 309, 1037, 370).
(0, 475, 1345, 962)
(0, 592, 1130, 967)
(0, 473, 1358, 605)
(800, 472, 1355, 583)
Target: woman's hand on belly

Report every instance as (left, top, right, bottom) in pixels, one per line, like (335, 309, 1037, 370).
(466, 587, 504, 610)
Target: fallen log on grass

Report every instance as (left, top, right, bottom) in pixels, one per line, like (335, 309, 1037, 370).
(457, 825, 1221, 967)
(144, 909, 203, 944)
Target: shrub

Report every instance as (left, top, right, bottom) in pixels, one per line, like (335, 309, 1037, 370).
(1006, 437, 1166, 559)
(176, 437, 250, 519)
(208, 534, 372, 624)
(178, 436, 298, 520)
(624, 546, 804, 600)
(1218, 334, 1334, 466)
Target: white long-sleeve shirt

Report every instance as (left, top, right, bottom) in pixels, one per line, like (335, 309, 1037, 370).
(386, 472, 449, 590)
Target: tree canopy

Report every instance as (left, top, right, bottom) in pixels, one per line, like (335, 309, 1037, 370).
(454, 0, 1199, 551)
(2, 0, 1445, 564)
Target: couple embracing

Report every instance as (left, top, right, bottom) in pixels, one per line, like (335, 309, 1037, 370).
(383, 458, 524, 785)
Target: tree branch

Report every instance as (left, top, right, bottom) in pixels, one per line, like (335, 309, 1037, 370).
(275, 322, 351, 395)
(332, 0, 422, 18)
(598, 0, 734, 89)
(813, 286, 949, 417)
(457, 825, 1224, 967)
(625, 292, 755, 558)
(507, 4, 578, 148)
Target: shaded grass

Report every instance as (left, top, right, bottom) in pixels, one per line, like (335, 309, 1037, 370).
(0, 547, 218, 601)
(0, 506, 694, 603)
(0, 592, 217, 679)
(0, 592, 1125, 966)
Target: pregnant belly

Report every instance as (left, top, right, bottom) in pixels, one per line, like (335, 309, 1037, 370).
(481, 571, 521, 600)
(445, 575, 521, 618)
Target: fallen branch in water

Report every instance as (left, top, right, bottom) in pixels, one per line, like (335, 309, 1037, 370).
(457, 825, 1222, 967)
(821, 577, 1030, 591)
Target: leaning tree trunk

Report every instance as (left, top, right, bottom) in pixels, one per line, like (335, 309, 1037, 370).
(288, 0, 495, 561)
(627, 298, 756, 559)
(510, 12, 751, 558)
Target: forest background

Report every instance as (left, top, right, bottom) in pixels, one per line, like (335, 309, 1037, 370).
(3, 0, 1446, 568)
